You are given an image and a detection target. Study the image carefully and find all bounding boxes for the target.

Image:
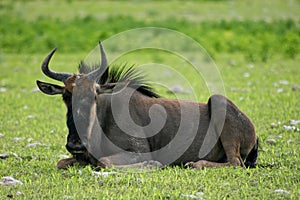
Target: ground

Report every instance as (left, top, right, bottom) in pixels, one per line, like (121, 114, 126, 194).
(0, 0, 299, 199)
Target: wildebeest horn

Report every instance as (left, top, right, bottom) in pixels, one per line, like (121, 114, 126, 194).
(87, 41, 108, 81)
(41, 48, 72, 83)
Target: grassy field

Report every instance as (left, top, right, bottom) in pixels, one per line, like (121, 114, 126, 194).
(0, 0, 299, 199)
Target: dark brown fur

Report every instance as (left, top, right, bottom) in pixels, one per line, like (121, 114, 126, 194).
(36, 43, 258, 170)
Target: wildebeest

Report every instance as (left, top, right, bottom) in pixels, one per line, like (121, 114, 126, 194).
(36, 42, 258, 170)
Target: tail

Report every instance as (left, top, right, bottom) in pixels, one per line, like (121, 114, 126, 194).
(244, 137, 259, 168)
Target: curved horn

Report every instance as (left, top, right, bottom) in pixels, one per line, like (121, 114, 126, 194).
(87, 41, 108, 81)
(41, 48, 72, 83)
(99, 41, 108, 69)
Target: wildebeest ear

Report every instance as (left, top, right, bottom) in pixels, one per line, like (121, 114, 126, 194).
(36, 80, 64, 95)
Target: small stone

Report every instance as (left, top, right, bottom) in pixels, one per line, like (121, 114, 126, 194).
(291, 84, 300, 91)
(11, 153, 19, 158)
(92, 171, 118, 177)
(266, 138, 276, 145)
(13, 137, 25, 142)
(27, 115, 35, 119)
(0, 176, 23, 186)
(248, 63, 254, 68)
(283, 125, 296, 131)
(31, 87, 40, 93)
(0, 87, 7, 92)
(277, 88, 283, 93)
(270, 122, 276, 128)
(290, 119, 300, 126)
(16, 191, 22, 196)
(243, 72, 250, 78)
(279, 80, 289, 85)
(63, 195, 74, 199)
(196, 192, 204, 196)
(136, 178, 143, 183)
(0, 153, 9, 159)
(25, 142, 41, 148)
(274, 189, 289, 195)
(275, 134, 282, 139)
(182, 194, 201, 200)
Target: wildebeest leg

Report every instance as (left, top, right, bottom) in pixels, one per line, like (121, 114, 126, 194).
(186, 141, 245, 169)
(185, 154, 244, 169)
(96, 152, 163, 169)
(57, 157, 79, 169)
(109, 160, 163, 169)
(185, 160, 230, 169)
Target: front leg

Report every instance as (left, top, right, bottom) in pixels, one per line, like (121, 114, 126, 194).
(186, 140, 247, 169)
(185, 156, 244, 169)
(185, 160, 231, 169)
(97, 152, 163, 169)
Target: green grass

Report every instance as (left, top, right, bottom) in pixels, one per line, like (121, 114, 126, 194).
(1, 1, 299, 60)
(1, 0, 300, 22)
(0, 0, 299, 199)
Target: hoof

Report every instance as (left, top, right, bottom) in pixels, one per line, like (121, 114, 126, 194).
(57, 157, 78, 169)
(185, 161, 206, 169)
(185, 162, 195, 168)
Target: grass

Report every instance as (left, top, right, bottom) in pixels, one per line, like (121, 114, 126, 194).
(0, 0, 299, 199)
(1, 0, 299, 22)
(1, 1, 299, 60)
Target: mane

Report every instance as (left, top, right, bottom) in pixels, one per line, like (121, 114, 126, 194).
(78, 62, 159, 98)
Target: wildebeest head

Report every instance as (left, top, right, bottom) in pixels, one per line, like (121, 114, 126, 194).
(36, 42, 108, 159)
